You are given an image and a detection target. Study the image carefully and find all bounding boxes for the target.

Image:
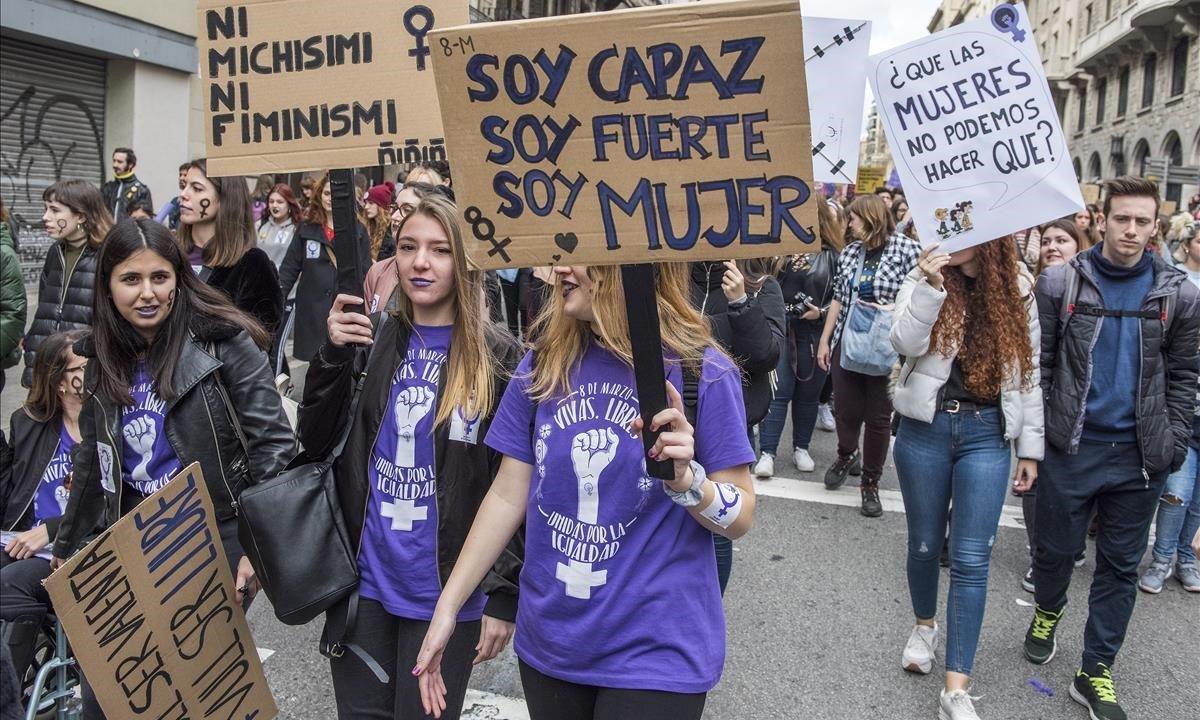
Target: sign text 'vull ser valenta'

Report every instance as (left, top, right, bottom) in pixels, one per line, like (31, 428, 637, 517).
(430, 0, 818, 270)
(197, 0, 468, 176)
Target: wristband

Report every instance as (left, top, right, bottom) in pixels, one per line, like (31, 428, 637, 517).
(699, 482, 744, 529)
(665, 461, 706, 508)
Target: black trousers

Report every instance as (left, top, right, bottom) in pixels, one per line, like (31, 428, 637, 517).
(519, 660, 706, 720)
(1033, 440, 1167, 668)
(329, 598, 481, 719)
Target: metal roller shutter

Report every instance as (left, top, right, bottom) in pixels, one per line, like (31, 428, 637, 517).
(0, 35, 106, 284)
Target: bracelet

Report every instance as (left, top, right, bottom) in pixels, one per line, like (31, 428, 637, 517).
(665, 461, 706, 508)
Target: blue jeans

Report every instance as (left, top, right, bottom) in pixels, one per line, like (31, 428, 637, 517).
(759, 322, 827, 454)
(1151, 446, 1200, 565)
(893, 407, 1011, 677)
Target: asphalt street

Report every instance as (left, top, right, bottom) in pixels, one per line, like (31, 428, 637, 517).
(2, 323, 1196, 719)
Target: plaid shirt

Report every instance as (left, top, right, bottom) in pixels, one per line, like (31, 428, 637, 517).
(830, 234, 923, 348)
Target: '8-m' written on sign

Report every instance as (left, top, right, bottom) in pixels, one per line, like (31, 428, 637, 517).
(429, 0, 818, 270)
(197, 0, 468, 176)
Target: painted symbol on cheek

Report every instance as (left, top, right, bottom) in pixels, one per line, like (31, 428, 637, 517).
(56, 219, 67, 233)
(165, 288, 177, 312)
(198, 198, 211, 219)
(70, 375, 85, 400)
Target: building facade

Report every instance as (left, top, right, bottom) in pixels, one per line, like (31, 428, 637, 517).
(927, 0, 1200, 207)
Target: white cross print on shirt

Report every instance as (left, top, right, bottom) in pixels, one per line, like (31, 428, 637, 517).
(381, 498, 427, 531)
(555, 559, 608, 600)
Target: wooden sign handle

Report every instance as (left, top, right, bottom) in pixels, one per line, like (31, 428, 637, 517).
(621, 264, 674, 481)
(330, 168, 367, 315)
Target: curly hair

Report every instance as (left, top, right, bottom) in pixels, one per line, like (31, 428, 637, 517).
(929, 238, 1035, 398)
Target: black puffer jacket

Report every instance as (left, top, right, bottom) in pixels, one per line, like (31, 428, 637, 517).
(299, 317, 524, 620)
(1, 409, 69, 536)
(52, 317, 298, 559)
(689, 262, 785, 425)
(1036, 251, 1200, 474)
(22, 242, 98, 387)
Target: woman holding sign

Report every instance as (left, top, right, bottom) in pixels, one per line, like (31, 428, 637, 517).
(49, 219, 295, 719)
(817, 194, 921, 517)
(301, 194, 522, 720)
(412, 262, 757, 720)
(889, 239, 1042, 719)
(1, 330, 86, 686)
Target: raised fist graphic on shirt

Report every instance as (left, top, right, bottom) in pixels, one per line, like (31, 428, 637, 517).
(123, 415, 158, 487)
(570, 428, 619, 524)
(394, 385, 435, 468)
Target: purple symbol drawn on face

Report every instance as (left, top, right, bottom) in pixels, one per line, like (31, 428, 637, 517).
(56, 219, 67, 233)
(990, 3, 1025, 42)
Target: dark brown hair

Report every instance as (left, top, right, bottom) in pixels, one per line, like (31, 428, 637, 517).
(818, 200, 846, 252)
(91, 218, 267, 406)
(1103, 176, 1160, 218)
(24, 329, 88, 423)
(177, 158, 256, 268)
(42, 180, 113, 249)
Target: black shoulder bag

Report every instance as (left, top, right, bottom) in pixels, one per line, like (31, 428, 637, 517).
(218, 319, 386, 626)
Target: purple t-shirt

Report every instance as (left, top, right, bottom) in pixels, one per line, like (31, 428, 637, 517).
(32, 423, 76, 527)
(485, 342, 754, 693)
(358, 325, 486, 621)
(121, 362, 183, 495)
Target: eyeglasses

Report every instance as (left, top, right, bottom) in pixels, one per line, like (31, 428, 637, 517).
(393, 203, 417, 218)
(64, 363, 87, 374)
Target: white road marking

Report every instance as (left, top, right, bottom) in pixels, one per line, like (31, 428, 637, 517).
(462, 689, 530, 719)
(257, 647, 275, 663)
(753, 475, 1028, 529)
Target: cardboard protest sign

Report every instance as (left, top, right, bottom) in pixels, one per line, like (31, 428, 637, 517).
(429, 0, 817, 270)
(868, 2, 1083, 252)
(45, 464, 276, 720)
(1080, 183, 1101, 206)
(804, 17, 872, 185)
(197, 0, 469, 176)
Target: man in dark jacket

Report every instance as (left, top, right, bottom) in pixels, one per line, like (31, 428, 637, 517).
(100, 147, 153, 222)
(1023, 177, 1200, 720)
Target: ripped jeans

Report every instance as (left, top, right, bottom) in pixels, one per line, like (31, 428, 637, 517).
(894, 406, 1011, 677)
(1151, 446, 1200, 565)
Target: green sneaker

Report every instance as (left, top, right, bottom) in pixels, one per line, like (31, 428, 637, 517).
(1069, 665, 1127, 720)
(1022, 604, 1064, 664)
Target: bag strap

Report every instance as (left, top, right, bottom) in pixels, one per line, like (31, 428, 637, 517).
(1057, 263, 1081, 336)
(209, 344, 251, 457)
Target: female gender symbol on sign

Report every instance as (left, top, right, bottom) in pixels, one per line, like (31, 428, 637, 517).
(404, 5, 435, 70)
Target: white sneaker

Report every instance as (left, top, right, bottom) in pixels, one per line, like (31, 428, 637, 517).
(902, 623, 938, 674)
(938, 689, 981, 720)
(793, 448, 815, 472)
(817, 403, 836, 431)
(753, 453, 775, 479)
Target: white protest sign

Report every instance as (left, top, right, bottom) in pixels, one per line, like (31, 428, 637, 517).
(804, 16, 871, 185)
(868, 2, 1083, 252)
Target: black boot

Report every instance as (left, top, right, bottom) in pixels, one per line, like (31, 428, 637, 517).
(860, 480, 883, 517)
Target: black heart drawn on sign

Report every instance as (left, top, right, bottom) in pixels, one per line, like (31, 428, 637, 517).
(554, 232, 578, 254)
(552, 254, 562, 262)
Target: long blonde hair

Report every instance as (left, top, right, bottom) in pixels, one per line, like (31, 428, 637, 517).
(390, 195, 498, 426)
(528, 263, 718, 401)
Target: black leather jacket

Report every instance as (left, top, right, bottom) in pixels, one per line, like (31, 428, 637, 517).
(1, 409, 69, 536)
(23, 242, 98, 387)
(52, 317, 298, 559)
(299, 317, 524, 621)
